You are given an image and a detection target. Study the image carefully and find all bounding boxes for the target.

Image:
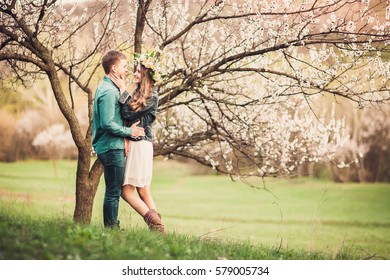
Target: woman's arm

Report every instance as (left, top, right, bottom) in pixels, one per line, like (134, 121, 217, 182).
(141, 94, 159, 125)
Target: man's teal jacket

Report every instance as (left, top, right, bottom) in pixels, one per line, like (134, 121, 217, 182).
(92, 76, 132, 155)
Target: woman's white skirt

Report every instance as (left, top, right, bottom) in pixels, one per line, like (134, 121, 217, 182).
(123, 140, 153, 188)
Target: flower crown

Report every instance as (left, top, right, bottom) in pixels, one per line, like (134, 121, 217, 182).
(134, 50, 162, 83)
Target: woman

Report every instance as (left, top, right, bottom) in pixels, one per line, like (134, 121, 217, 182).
(117, 58, 166, 234)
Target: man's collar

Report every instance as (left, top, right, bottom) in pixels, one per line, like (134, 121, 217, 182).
(104, 75, 120, 91)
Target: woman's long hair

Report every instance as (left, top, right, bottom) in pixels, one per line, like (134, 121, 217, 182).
(130, 64, 154, 111)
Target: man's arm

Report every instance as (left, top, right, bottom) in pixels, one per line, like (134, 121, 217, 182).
(99, 90, 132, 137)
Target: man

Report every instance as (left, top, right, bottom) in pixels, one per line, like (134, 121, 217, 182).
(92, 50, 144, 228)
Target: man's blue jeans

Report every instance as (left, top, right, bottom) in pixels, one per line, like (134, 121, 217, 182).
(98, 149, 125, 228)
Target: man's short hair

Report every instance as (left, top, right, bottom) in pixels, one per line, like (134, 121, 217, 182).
(101, 50, 127, 74)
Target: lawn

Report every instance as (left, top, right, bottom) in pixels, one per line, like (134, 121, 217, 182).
(0, 159, 389, 259)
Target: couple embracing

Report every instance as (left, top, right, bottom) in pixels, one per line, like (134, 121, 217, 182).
(92, 50, 166, 234)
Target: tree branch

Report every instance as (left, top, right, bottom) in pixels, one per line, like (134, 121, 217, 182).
(0, 52, 49, 71)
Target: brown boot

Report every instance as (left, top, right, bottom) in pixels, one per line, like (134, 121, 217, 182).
(143, 209, 167, 234)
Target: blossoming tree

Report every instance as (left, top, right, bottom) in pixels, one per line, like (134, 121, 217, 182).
(1, 0, 389, 224)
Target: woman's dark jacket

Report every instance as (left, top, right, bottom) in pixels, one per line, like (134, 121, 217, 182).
(119, 87, 159, 142)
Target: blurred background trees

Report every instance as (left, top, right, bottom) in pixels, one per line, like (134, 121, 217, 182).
(0, 80, 81, 162)
(329, 102, 390, 182)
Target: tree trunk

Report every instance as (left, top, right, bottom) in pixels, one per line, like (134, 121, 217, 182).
(134, 0, 152, 56)
(42, 55, 105, 224)
(44, 63, 100, 224)
(374, 150, 383, 182)
(73, 146, 103, 224)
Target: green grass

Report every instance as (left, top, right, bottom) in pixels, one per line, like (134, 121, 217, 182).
(0, 159, 389, 259)
(0, 210, 327, 260)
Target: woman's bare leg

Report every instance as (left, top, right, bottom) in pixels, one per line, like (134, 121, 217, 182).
(139, 186, 166, 234)
(121, 184, 149, 216)
(137, 186, 156, 210)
